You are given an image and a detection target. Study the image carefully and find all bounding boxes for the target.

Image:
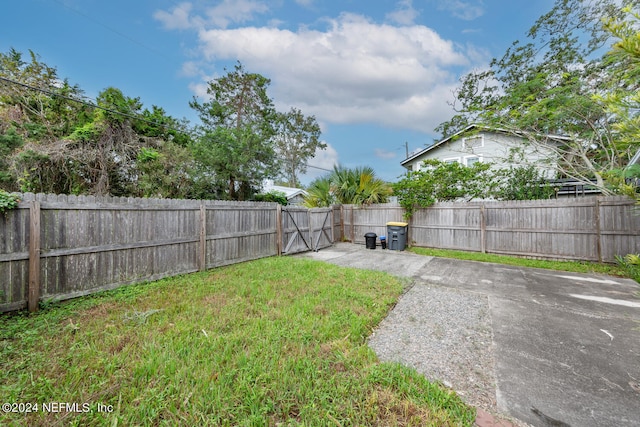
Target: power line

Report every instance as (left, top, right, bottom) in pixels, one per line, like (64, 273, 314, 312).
(51, 0, 173, 63)
(304, 163, 333, 172)
(0, 76, 175, 130)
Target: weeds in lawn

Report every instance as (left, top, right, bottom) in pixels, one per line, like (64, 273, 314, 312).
(122, 309, 164, 324)
(0, 257, 474, 426)
(615, 254, 640, 284)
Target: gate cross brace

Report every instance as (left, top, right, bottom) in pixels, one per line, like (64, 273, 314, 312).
(283, 209, 311, 253)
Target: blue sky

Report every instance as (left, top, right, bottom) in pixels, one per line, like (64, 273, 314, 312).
(2, 0, 555, 185)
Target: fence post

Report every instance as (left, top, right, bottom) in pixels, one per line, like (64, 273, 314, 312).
(339, 205, 344, 242)
(330, 206, 335, 243)
(28, 200, 41, 312)
(199, 203, 206, 271)
(350, 206, 355, 243)
(595, 197, 602, 262)
(276, 204, 283, 255)
(480, 204, 486, 253)
(308, 209, 314, 251)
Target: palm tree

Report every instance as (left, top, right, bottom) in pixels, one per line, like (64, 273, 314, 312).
(303, 175, 335, 207)
(303, 165, 392, 207)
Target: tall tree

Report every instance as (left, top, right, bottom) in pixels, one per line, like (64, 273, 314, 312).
(190, 62, 278, 200)
(273, 107, 324, 188)
(436, 0, 640, 193)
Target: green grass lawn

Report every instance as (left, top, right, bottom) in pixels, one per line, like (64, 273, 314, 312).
(0, 257, 474, 426)
(409, 247, 629, 277)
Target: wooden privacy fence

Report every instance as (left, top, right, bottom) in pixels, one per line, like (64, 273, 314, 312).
(0, 193, 336, 313)
(2, 194, 638, 312)
(342, 196, 640, 262)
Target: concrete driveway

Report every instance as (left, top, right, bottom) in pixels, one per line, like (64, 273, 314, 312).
(295, 243, 640, 427)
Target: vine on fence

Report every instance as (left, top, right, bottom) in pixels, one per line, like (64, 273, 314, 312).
(0, 190, 20, 213)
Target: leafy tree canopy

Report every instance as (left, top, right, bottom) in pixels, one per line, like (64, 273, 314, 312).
(0, 48, 199, 197)
(436, 0, 640, 194)
(274, 107, 325, 188)
(190, 62, 279, 200)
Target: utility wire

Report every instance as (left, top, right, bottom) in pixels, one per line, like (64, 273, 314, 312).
(304, 164, 334, 172)
(51, 0, 173, 63)
(0, 76, 175, 130)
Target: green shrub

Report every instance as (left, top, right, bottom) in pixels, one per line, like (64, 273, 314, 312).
(0, 190, 20, 213)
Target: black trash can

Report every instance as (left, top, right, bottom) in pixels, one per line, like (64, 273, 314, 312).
(386, 222, 408, 251)
(364, 232, 377, 249)
(380, 235, 387, 249)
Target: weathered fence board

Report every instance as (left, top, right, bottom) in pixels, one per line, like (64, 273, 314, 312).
(343, 204, 405, 245)
(482, 199, 600, 260)
(205, 204, 278, 268)
(281, 207, 311, 254)
(339, 197, 639, 262)
(411, 204, 482, 252)
(310, 208, 334, 251)
(279, 207, 333, 254)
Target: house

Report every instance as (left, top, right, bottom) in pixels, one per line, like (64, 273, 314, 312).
(400, 124, 563, 178)
(261, 181, 308, 205)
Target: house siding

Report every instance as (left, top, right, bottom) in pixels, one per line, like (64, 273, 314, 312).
(407, 131, 556, 177)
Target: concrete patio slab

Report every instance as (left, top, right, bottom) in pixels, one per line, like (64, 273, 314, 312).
(295, 243, 640, 427)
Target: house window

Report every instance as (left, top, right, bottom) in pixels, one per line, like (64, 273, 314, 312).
(464, 155, 482, 166)
(462, 135, 484, 150)
(443, 157, 461, 164)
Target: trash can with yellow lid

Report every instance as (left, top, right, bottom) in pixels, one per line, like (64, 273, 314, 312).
(386, 221, 408, 251)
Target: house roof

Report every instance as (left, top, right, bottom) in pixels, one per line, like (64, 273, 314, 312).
(400, 124, 571, 169)
(400, 124, 478, 168)
(262, 184, 307, 200)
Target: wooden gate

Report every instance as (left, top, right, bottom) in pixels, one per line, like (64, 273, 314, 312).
(281, 207, 333, 255)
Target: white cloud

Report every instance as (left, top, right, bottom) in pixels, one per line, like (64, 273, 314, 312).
(294, 0, 314, 7)
(185, 12, 480, 132)
(154, 0, 269, 30)
(154, 2, 493, 133)
(154, 2, 195, 30)
(386, 0, 419, 26)
(204, 0, 269, 29)
(180, 61, 201, 77)
(188, 81, 209, 98)
(374, 148, 397, 160)
(432, 0, 485, 21)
